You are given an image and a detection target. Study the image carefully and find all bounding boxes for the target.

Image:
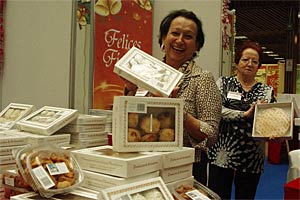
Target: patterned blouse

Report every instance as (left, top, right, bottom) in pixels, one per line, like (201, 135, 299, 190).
(176, 60, 222, 163)
(208, 76, 275, 173)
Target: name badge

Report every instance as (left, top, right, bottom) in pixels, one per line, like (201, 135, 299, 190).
(227, 91, 242, 100)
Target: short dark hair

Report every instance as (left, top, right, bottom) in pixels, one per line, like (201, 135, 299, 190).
(158, 9, 204, 51)
(235, 41, 263, 67)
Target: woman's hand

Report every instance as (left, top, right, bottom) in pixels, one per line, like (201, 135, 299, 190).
(244, 99, 268, 119)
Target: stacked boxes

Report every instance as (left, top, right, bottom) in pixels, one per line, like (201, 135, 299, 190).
(59, 114, 108, 148)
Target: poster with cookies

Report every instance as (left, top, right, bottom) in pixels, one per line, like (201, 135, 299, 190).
(93, 0, 153, 110)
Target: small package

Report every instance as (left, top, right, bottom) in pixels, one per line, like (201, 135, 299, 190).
(113, 96, 184, 152)
(0, 130, 28, 148)
(99, 177, 174, 200)
(171, 179, 221, 200)
(15, 144, 84, 198)
(70, 114, 107, 125)
(16, 106, 78, 135)
(114, 46, 183, 97)
(252, 102, 294, 139)
(0, 103, 35, 130)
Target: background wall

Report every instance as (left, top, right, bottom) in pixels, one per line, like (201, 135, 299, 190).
(1, 0, 73, 109)
(1, 0, 223, 113)
(152, 0, 223, 79)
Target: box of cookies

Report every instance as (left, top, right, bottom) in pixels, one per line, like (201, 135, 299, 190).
(114, 46, 183, 97)
(16, 106, 78, 136)
(252, 102, 294, 139)
(98, 177, 173, 200)
(71, 145, 162, 178)
(0, 103, 35, 130)
(160, 163, 193, 184)
(112, 96, 184, 152)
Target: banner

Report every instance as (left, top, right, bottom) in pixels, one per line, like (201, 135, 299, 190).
(93, 0, 153, 110)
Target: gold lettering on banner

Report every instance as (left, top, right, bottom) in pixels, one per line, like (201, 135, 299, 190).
(103, 29, 142, 67)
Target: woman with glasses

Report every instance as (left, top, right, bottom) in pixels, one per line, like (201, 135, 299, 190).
(207, 41, 276, 200)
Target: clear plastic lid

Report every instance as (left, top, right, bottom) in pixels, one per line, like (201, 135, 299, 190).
(15, 144, 84, 198)
(171, 179, 221, 200)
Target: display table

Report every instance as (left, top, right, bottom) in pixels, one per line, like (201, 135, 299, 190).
(284, 177, 300, 200)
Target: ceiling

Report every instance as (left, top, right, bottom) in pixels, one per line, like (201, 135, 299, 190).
(229, 0, 300, 64)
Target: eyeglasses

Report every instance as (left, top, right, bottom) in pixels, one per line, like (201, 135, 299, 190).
(240, 58, 259, 66)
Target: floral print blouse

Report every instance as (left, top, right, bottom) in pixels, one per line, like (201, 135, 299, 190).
(208, 76, 275, 173)
(176, 60, 222, 163)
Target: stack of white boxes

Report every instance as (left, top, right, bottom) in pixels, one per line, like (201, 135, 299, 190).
(58, 114, 108, 148)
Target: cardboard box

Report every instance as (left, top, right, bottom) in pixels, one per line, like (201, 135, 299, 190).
(0, 145, 26, 156)
(160, 163, 193, 184)
(0, 130, 28, 147)
(16, 106, 78, 135)
(146, 147, 195, 169)
(68, 130, 107, 140)
(112, 96, 184, 152)
(81, 170, 159, 192)
(252, 102, 294, 139)
(59, 123, 106, 133)
(70, 138, 108, 148)
(70, 114, 107, 125)
(114, 46, 183, 97)
(10, 188, 98, 200)
(166, 176, 194, 190)
(0, 154, 16, 165)
(12, 130, 71, 145)
(71, 145, 162, 178)
(0, 103, 35, 131)
(89, 109, 113, 123)
(99, 177, 173, 200)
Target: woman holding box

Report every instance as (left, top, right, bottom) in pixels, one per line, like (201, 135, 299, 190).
(208, 41, 276, 200)
(123, 9, 222, 185)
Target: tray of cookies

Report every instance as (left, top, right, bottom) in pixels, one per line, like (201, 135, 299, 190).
(15, 144, 84, 198)
(0, 103, 35, 130)
(112, 96, 184, 152)
(252, 102, 294, 139)
(114, 46, 183, 97)
(16, 106, 78, 135)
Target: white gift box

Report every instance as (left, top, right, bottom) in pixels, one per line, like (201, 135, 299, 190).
(0, 154, 16, 165)
(0, 145, 26, 156)
(16, 106, 78, 135)
(71, 145, 162, 178)
(0, 103, 35, 130)
(70, 114, 107, 125)
(114, 46, 183, 97)
(10, 187, 98, 200)
(11, 130, 71, 145)
(67, 130, 107, 140)
(0, 130, 28, 148)
(70, 138, 108, 148)
(160, 163, 193, 183)
(277, 93, 300, 117)
(112, 96, 184, 152)
(99, 177, 173, 200)
(81, 170, 159, 192)
(59, 123, 106, 133)
(146, 147, 195, 169)
(252, 102, 294, 139)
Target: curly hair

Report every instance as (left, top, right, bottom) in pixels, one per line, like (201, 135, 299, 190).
(235, 41, 263, 67)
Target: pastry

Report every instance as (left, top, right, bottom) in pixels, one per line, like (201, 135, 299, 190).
(158, 111, 175, 128)
(255, 107, 291, 137)
(128, 113, 139, 128)
(159, 128, 175, 141)
(139, 115, 160, 134)
(141, 133, 158, 142)
(128, 128, 141, 142)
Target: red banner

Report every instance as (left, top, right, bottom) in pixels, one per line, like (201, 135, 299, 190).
(93, 0, 153, 110)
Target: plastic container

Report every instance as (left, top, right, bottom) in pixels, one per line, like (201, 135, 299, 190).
(15, 144, 84, 198)
(171, 179, 221, 200)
